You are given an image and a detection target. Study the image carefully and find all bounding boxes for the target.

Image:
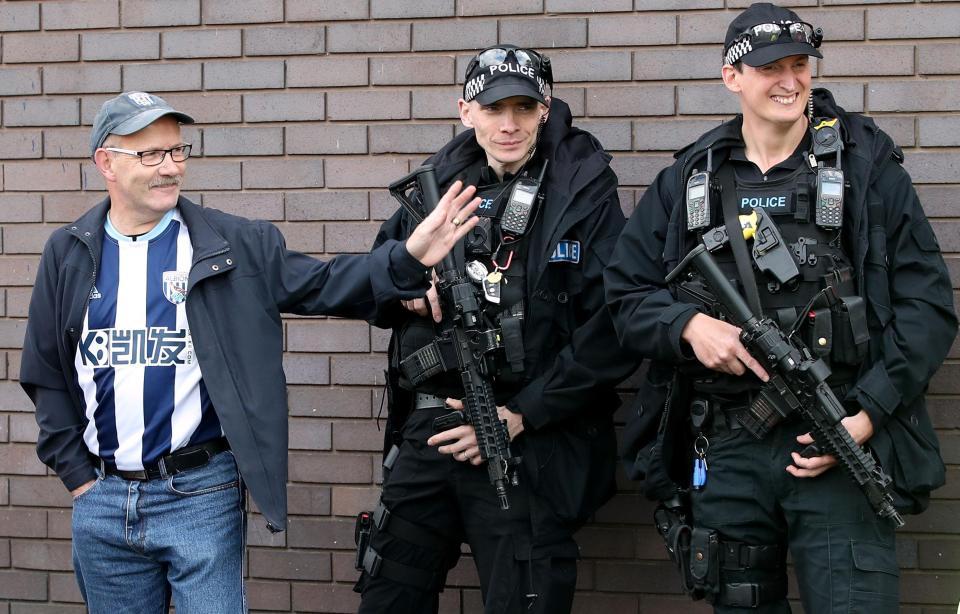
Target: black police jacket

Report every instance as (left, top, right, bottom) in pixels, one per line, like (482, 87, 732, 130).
(605, 88, 957, 513)
(20, 196, 430, 531)
(372, 98, 638, 537)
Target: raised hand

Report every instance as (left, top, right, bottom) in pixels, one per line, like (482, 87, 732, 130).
(405, 180, 481, 268)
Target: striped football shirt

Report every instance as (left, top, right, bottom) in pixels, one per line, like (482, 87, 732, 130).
(74, 208, 222, 471)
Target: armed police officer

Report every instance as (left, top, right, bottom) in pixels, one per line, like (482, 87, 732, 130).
(354, 45, 637, 613)
(605, 4, 956, 613)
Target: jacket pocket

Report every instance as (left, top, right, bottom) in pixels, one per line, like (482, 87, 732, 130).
(909, 218, 953, 308)
(545, 267, 584, 337)
(864, 224, 893, 328)
(873, 406, 946, 514)
(526, 416, 617, 528)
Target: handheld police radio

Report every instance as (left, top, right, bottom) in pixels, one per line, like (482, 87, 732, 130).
(814, 168, 844, 228)
(812, 118, 844, 229)
(500, 159, 548, 237)
(686, 148, 713, 231)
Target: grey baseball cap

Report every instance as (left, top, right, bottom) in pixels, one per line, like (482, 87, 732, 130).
(90, 91, 194, 156)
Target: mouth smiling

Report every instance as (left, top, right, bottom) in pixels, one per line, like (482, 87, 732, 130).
(771, 93, 799, 105)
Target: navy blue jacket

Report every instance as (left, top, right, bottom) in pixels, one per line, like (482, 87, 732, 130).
(21, 196, 430, 531)
(606, 89, 957, 513)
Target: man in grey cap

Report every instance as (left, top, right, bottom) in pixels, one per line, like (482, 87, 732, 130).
(607, 3, 954, 612)
(20, 91, 481, 613)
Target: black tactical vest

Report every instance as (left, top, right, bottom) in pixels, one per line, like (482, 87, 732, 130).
(680, 146, 867, 392)
(396, 161, 543, 401)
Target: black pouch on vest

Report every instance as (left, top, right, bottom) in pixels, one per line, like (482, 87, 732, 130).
(831, 295, 869, 365)
(805, 308, 833, 358)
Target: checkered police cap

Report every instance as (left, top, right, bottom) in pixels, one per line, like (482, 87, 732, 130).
(723, 3, 822, 68)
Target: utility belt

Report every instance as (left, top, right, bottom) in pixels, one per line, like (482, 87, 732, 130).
(689, 395, 752, 438)
(414, 392, 448, 411)
(689, 381, 852, 440)
(655, 500, 786, 608)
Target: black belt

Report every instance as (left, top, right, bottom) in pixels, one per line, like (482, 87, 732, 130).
(691, 395, 751, 437)
(96, 437, 230, 481)
(413, 392, 447, 411)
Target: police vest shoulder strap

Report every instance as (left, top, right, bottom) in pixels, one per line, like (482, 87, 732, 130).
(716, 163, 763, 316)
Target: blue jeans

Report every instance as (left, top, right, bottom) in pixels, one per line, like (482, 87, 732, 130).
(71, 450, 246, 614)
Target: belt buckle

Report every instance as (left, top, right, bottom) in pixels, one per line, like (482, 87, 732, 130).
(724, 582, 760, 608)
(166, 444, 214, 476)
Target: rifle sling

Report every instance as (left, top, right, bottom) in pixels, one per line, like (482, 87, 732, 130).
(717, 163, 764, 317)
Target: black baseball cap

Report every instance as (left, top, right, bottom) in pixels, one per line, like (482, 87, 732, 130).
(723, 3, 823, 67)
(462, 45, 550, 106)
(90, 91, 194, 156)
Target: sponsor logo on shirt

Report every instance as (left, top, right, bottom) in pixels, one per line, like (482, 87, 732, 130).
(78, 327, 194, 368)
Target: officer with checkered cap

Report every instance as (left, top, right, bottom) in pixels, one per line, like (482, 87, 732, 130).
(606, 3, 954, 612)
(355, 44, 637, 614)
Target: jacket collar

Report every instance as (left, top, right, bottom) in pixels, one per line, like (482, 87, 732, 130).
(69, 196, 229, 263)
(174, 196, 230, 261)
(69, 196, 111, 241)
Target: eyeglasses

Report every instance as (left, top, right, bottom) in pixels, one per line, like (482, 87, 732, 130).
(466, 47, 553, 87)
(103, 144, 192, 166)
(725, 22, 822, 64)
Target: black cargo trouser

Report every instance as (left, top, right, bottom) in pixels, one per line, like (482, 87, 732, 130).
(691, 410, 899, 614)
(355, 407, 577, 614)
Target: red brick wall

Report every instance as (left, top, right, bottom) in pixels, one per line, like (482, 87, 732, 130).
(0, 1, 957, 612)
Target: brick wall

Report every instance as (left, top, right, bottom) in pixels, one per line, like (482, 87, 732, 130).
(0, 1, 957, 612)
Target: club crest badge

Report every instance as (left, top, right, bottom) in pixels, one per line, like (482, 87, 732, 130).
(162, 271, 189, 304)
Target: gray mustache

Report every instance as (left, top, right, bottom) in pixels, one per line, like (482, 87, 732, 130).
(149, 176, 183, 188)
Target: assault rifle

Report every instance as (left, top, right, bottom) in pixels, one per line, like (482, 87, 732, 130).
(665, 232, 904, 528)
(389, 165, 520, 510)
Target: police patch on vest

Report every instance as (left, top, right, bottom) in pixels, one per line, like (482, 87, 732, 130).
(737, 187, 794, 215)
(550, 240, 581, 264)
(475, 182, 507, 218)
(162, 271, 189, 304)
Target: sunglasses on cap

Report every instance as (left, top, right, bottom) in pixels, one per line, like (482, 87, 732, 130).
(466, 47, 554, 87)
(725, 22, 823, 64)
